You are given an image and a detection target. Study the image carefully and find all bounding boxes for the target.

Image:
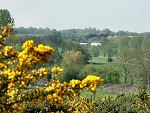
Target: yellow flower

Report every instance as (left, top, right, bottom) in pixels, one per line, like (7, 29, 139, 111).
(70, 79, 81, 88)
(38, 68, 49, 76)
(51, 66, 57, 73)
(45, 86, 54, 92)
(36, 86, 44, 91)
(51, 66, 64, 76)
(91, 87, 96, 94)
(63, 82, 69, 87)
(3, 46, 13, 56)
(81, 75, 103, 93)
(0, 35, 2, 39)
(22, 40, 35, 50)
(0, 63, 7, 68)
(47, 94, 52, 99)
(53, 93, 57, 98)
(7, 89, 16, 99)
(0, 80, 2, 85)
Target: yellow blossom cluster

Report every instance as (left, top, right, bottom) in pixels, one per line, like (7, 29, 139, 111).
(51, 66, 64, 76)
(44, 75, 102, 105)
(0, 23, 13, 37)
(22, 40, 35, 50)
(69, 80, 81, 88)
(0, 23, 13, 45)
(4, 69, 21, 80)
(31, 68, 49, 77)
(2, 46, 17, 57)
(18, 40, 54, 68)
(37, 68, 49, 76)
(47, 93, 63, 105)
(81, 75, 103, 94)
(66, 96, 95, 113)
(45, 80, 70, 105)
(34, 44, 55, 63)
(0, 62, 7, 69)
(69, 80, 81, 96)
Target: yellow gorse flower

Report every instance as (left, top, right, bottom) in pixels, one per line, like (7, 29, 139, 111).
(18, 40, 54, 68)
(37, 68, 49, 76)
(51, 66, 64, 76)
(70, 79, 81, 88)
(46, 86, 54, 92)
(81, 75, 103, 93)
(2, 46, 17, 57)
(22, 40, 35, 50)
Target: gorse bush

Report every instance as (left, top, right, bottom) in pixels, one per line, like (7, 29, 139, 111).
(0, 24, 103, 113)
(93, 92, 150, 113)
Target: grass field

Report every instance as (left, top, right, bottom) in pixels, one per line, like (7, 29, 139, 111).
(88, 56, 108, 64)
(82, 88, 120, 99)
(88, 56, 116, 64)
(82, 84, 139, 99)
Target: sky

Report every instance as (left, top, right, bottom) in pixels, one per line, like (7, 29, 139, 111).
(0, 0, 150, 33)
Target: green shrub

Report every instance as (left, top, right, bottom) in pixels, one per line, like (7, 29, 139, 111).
(93, 92, 150, 113)
(103, 71, 120, 84)
(63, 69, 79, 82)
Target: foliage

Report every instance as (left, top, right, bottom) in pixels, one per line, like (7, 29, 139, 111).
(88, 46, 100, 57)
(63, 40, 91, 62)
(108, 57, 113, 62)
(15, 27, 52, 35)
(116, 48, 132, 83)
(80, 65, 100, 79)
(0, 24, 103, 112)
(103, 71, 120, 84)
(0, 9, 14, 27)
(62, 50, 85, 81)
(93, 90, 150, 113)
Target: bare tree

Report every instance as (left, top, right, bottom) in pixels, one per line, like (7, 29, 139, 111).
(132, 46, 150, 89)
(116, 48, 132, 83)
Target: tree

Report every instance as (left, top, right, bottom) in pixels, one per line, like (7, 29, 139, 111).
(100, 37, 108, 57)
(102, 28, 113, 37)
(101, 38, 117, 62)
(88, 46, 100, 57)
(116, 48, 132, 83)
(63, 40, 91, 62)
(132, 46, 150, 88)
(62, 51, 85, 82)
(107, 39, 114, 62)
(129, 36, 143, 49)
(0, 9, 14, 27)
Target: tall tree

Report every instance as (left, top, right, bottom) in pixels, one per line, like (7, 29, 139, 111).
(132, 46, 150, 89)
(117, 48, 132, 83)
(101, 37, 108, 57)
(63, 40, 91, 62)
(62, 51, 85, 82)
(0, 9, 14, 27)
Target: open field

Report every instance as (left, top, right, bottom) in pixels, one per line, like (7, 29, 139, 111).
(82, 84, 139, 98)
(88, 56, 116, 64)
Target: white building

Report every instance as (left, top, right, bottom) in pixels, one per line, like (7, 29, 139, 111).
(79, 43, 87, 45)
(128, 36, 133, 37)
(91, 42, 101, 46)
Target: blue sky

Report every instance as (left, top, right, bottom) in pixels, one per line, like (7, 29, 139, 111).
(0, 0, 150, 32)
